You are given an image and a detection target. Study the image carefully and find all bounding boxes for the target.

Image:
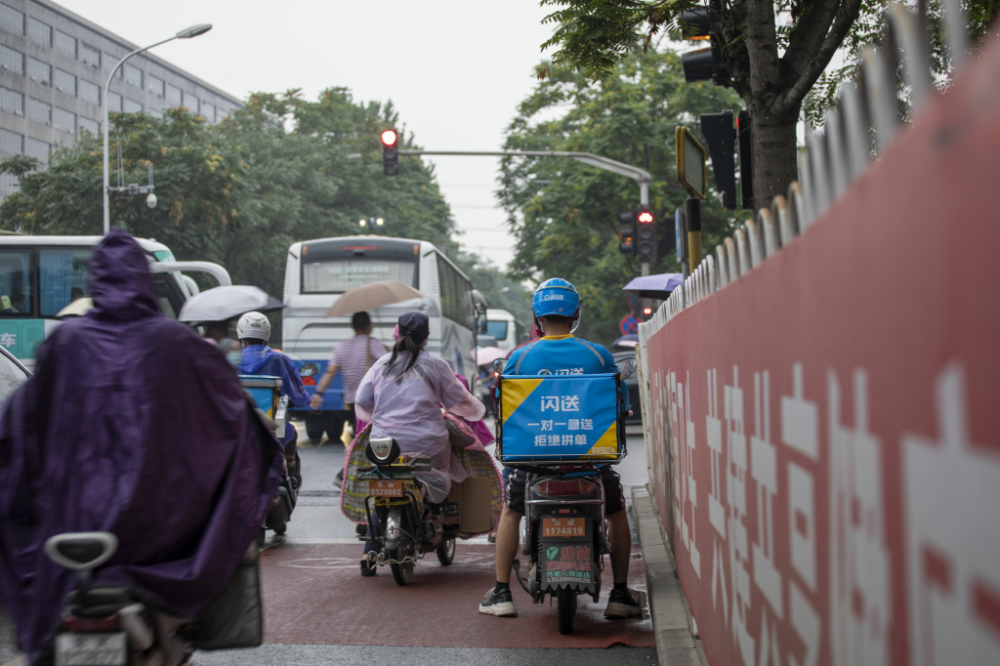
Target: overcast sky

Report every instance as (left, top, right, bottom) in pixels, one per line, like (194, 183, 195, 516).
(55, 0, 558, 270)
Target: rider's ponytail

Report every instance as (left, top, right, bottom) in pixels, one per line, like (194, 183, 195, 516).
(385, 334, 423, 375)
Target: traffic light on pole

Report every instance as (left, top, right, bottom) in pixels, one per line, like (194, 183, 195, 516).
(678, 3, 728, 87)
(618, 210, 636, 256)
(381, 129, 399, 176)
(636, 206, 656, 264)
(700, 111, 736, 209)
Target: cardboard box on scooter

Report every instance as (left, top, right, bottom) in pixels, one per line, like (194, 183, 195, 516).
(447, 476, 492, 534)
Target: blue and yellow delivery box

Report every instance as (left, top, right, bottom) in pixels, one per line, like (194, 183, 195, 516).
(496, 373, 624, 464)
(239, 375, 282, 420)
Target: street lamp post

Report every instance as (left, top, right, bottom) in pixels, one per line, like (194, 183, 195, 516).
(102, 23, 212, 235)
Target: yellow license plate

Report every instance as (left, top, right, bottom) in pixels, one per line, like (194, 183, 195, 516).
(368, 480, 404, 497)
(542, 517, 588, 538)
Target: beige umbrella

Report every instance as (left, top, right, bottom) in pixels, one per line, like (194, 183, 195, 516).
(324, 281, 425, 318)
(56, 297, 94, 318)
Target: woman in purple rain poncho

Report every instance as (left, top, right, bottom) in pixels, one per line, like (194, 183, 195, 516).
(0, 229, 283, 664)
(354, 311, 485, 504)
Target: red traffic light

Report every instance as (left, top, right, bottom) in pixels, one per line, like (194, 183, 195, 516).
(381, 129, 398, 147)
(637, 210, 654, 224)
(642, 307, 653, 316)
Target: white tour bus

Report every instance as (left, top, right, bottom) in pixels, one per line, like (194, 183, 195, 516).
(0, 234, 231, 369)
(282, 235, 479, 443)
(485, 308, 527, 354)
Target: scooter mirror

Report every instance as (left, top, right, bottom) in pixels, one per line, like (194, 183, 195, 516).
(299, 362, 319, 378)
(615, 356, 637, 380)
(44, 532, 119, 572)
(491, 358, 506, 376)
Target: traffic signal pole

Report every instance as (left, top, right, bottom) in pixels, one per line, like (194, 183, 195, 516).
(394, 149, 654, 274)
(685, 197, 701, 273)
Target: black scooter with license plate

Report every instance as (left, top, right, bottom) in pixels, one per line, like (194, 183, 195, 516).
(499, 356, 637, 635)
(357, 437, 461, 585)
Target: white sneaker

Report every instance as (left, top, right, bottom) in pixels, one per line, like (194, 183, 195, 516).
(478, 587, 517, 617)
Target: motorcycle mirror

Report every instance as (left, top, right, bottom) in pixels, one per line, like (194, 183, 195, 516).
(299, 362, 319, 378)
(44, 532, 119, 572)
(615, 356, 637, 380)
(491, 358, 506, 376)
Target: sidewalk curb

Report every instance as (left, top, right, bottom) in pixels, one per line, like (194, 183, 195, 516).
(631, 485, 707, 666)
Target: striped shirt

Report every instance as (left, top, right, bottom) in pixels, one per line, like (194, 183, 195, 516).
(330, 334, 388, 404)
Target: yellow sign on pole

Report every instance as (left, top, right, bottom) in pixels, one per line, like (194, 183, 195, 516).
(675, 126, 707, 200)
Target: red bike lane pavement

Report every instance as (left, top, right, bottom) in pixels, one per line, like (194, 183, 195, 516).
(258, 541, 654, 649)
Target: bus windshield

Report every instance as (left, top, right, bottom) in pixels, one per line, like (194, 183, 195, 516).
(300, 240, 420, 294)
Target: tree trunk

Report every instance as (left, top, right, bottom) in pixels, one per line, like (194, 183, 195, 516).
(749, 108, 800, 212)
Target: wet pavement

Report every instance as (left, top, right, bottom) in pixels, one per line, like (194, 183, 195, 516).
(1, 421, 658, 665)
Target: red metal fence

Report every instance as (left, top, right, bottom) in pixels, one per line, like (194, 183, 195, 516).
(638, 27, 1000, 666)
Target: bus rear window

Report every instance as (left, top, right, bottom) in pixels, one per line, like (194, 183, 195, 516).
(301, 257, 417, 294)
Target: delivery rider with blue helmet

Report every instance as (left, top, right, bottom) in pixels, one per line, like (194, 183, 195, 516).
(479, 278, 640, 619)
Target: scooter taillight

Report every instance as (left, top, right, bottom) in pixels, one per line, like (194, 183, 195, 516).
(63, 615, 119, 632)
(535, 478, 598, 497)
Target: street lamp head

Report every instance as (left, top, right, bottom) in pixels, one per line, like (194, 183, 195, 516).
(359, 219, 367, 227)
(176, 23, 212, 39)
(376, 218, 384, 226)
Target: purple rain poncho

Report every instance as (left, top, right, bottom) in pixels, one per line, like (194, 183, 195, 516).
(0, 229, 283, 663)
(354, 349, 485, 503)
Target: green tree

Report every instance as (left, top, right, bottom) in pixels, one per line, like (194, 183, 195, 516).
(540, 0, 865, 209)
(498, 47, 742, 345)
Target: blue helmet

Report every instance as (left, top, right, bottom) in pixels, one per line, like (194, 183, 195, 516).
(532, 278, 581, 319)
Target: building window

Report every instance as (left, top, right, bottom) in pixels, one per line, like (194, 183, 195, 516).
(78, 116, 98, 135)
(182, 91, 199, 113)
(27, 17, 51, 46)
(54, 107, 75, 133)
(54, 68, 76, 96)
(0, 87, 23, 116)
(0, 3, 23, 35)
(0, 173, 19, 197)
(0, 128, 22, 155)
(200, 101, 216, 124)
(123, 63, 142, 88)
(27, 57, 51, 86)
(80, 43, 100, 69)
(107, 91, 121, 112)
(105, 53, 121, 77)
(147, 74, 164, 98)
(165, 83, 181, 107)
(147, 107, 161, 118)
(27, 98, 51, 125)
(79, 79, 99, 105)
(123, 98, 142, 114)
(25, 137, 49, 165)
(55, 30, 76, 58)
(0, 45, 23, 75)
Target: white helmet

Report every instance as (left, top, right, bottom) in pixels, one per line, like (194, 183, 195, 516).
(237, 311, 271, 342)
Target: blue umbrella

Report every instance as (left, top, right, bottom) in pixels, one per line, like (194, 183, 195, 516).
(622, 273, 683, 300)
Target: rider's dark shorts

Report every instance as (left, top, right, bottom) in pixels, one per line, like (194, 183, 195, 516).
(503, 465, 625, 516)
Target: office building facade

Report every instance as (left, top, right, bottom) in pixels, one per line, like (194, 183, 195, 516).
(0, 0, 242, 196)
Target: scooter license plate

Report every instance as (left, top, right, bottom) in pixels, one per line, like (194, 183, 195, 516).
(368, 479, 404, 497)
(54, 632, 127, 665)
(541, 517, 588, 539)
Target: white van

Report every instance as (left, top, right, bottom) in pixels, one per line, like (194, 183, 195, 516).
(486, 308, 526, 354)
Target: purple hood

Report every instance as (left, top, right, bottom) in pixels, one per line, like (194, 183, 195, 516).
(0, 229, 283, 662)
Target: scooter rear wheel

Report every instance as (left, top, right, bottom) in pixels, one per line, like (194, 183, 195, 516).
(436, 538, 456, 565)
(390, 544, 414, 586)
(557, 587, 577, 635)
